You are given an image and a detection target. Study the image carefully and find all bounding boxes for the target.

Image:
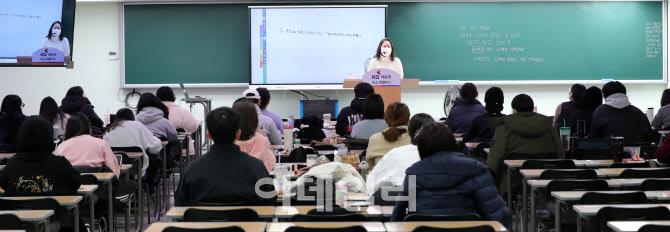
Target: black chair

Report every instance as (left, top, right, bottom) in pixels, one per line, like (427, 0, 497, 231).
(0, 198, 61, 232)
(620, 168, 670, 178)
(588, 206, 670, 232)
(640, 146, 660, 160)
(342, 139, 369, 151)
(162, 226, 245, 232)
(290, 213, 367, 222)
(521, 160, 575, 169)
(508, 152, 556, 160)
(79, 174, 99, 185)
(285, 225, 368, 232)
(471, 142, 491, 163)
(571, 138, 612, 160)
(188, 202, 246, 207)
(641, 179, 670, 190)
(412, 225, 496, 232)
(403, 213, 481, 222)
(545, 180, 609, 231)
(580, 191, 648, 205)
(183, 208, 261, 222)
(608, 162, 650, 168)
(0, 214, 22, 229)
(638, 224, 670, 232)
(0, 145, 17, 153)
(539, 169, 598, 179)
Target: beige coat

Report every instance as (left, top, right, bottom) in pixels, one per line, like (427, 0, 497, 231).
(365, 126, 412, 170)
(163, 101, 198, 155)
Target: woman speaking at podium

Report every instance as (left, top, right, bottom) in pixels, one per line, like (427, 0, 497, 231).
(367, 38, 404, 78)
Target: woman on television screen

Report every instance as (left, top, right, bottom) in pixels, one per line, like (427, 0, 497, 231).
(41, 21, 71, 57)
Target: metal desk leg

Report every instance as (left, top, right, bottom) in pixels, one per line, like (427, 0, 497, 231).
(137, 157, 144, 231)
(74, 205, 79, 232)
(90, 195, 95, 232)
(162, 147, 167, 216)
(45, 218, 50, 232)
(555, 199, 562, 232)
(530, 186, 536, 232)
(522, 176, 528, 232)
(107, 180, 113, 232)
(507, 167, 512, 210)
(577, 214, 583, 232)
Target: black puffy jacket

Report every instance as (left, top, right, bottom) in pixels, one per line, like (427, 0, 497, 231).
(60, 95, 104, 128)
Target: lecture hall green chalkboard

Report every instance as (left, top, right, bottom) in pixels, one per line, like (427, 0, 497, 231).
(123, 1, 664, 85)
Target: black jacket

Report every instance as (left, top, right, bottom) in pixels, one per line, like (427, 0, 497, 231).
(567, 109, 595, 137)
(447, 99, 487, 133)
(336, 98, 365, 137)
(591, 104, 652, 144)
(60, 95, 104, 128)
(175, 143, 277, 206)
(463, 112, 505, 143)
(555, 100, 579, 129)
(0, 112, 27, 145)
(0, 153, 80, 196)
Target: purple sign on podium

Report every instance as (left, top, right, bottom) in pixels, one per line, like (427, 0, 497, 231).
(32, 47, 64, 63)
(362, 68, 401, 86)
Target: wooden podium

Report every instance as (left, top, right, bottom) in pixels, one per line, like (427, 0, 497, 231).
(343, 69, 419, 110)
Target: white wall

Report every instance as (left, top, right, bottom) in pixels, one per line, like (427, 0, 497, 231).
(0, 2, 667, 122)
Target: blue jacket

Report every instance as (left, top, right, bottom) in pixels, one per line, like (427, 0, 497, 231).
(391, 151, 511, 226)
(447, 99, 486, 133)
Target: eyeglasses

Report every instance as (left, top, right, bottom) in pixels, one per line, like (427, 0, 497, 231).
(21, 103, 25, 107)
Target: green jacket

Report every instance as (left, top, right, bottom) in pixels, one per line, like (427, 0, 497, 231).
(487, 112, 565, 196)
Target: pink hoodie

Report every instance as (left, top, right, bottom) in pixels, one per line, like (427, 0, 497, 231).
(163, 101, 198, 155)
(235, 133, 276, 173)
(55, 135, 120, 177)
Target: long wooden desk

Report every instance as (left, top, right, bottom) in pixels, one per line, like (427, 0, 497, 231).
(0, 210, 53, 232)
(574, 204, 670, 232)
(166, 206, 276, 221)
(267, 222, 385, 232)
(146, 222, 267, 232)
(82, 172, 114, 232)
(274, 206, 382, 219)
(608, 221, 670, 232)
(385, 221, 508, 232)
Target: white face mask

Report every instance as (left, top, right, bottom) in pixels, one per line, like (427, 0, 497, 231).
(381, 47, 392, 57)
(52, 28, 61, 37)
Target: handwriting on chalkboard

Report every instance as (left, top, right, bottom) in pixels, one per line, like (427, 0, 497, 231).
(281, 28, 362, 38)
(458, 25, 543, 63)
(645, 22, 661, 59)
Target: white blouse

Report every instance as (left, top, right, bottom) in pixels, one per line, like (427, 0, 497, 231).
(368, 56, 404, 78)
(41, 37, 71, 57)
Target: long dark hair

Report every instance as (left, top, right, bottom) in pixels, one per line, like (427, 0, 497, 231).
(460, 83, 478, 104)
(106, 108, 135, 133)
(661, 88, 670, 107)
(66, 86, 84, 97)
(39, 96, 67, 125)
(416, 122, 459, 160)
(0, 95, 25, 144)
(156, 86, 176, 102)
(408, 113, 435, 144)
(382, 102, 410, 142)
(484, 87, 504, 114)
(578, 86, 603, 110)
(373, 38, 397, 61)
(232, 98, 259, 141)
(137, 92, 169, 119)
(64, 113, 91, 141)
(46, 21, 65, 41)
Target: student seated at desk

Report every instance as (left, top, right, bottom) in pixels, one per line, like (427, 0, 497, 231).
(157, 86, 197, 155)
(175, 107, 276, 206)
(0, 116, 80, 196)
(366, 102, 411, 170)
(39, 96, 70, 138)
(351, 93, 388, 140)
(104, 108, 162, 176)
(447, 83, 486, 133)
(0, 95, 28, 145)
(242, 89, 282, 145)
(487, 94, 564, 197)
(652, 88, 670, 130)
(553, 83, 586, 130)
(136, 92, 178, 141)
(55, 113, 120, 177)
(567, 86, 602, 136)
(232, 98, 275, 173)
(591, 81, 652, 144)
(60, 86, 104, 130)
(337, 82, 374, 137)
(463, 87, 505, 143)
(297, 114, 326, 144)
(367, 113, 433, 194)
(256, 87, 284, 134)
(56, 113, 137, 206)
(391, 122, 510, 226)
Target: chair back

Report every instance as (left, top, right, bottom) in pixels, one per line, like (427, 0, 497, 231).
(471, 142, 491, 163)
(403, 213, 481, 222)
(638, 224, 670, 232)
(79, 174, 99, 185)
(289, 213, 367, 222)
(113, 151, 134, 165)
(412, 225, 496, 232)
(608, 162, 650, 168)
(539, 169, 598, 179)
(111, 146, 144, 153)
(188, 202, 246, 207)
(0, 198, 61, 232)
(342, 139, 369, 151)
(620, 168, 670, 179)
(521, 160, 575, 169)
(546, 180, 609, 193)
(162, 226, 245, 232)
(507, 152, 556, 160)
(580, 192, 648, 205)
(183, 208, 261, 222)
(285, 225, 368, 232)
(371, 185, 403, 206)
(593, 207, 670, 232)
(641, 179, 670, 191)
(0, 214, 22, 229)
(572, 138, 612, 160)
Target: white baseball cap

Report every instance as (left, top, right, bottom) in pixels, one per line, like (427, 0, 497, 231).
(242, 89, 261, 99)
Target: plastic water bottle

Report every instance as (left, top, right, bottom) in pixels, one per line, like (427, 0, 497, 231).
(359, 161, 369, 181)
(330, 130, 338, 145)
